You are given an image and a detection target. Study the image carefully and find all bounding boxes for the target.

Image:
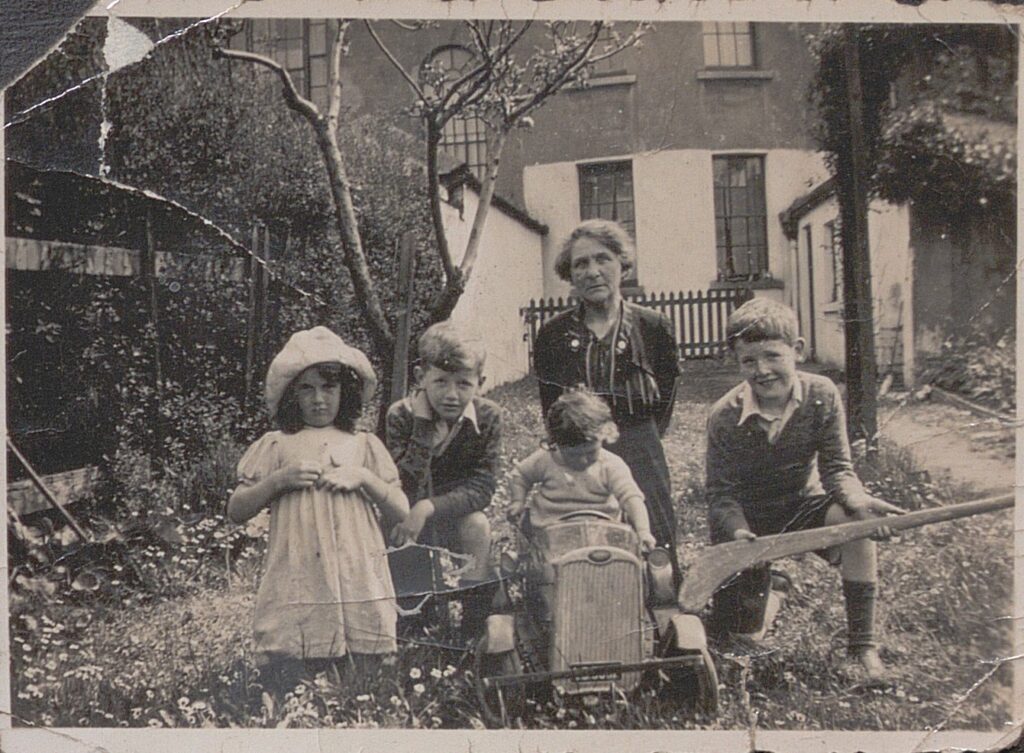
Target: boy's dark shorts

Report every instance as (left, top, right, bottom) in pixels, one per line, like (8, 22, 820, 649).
(709, 494, 843, 636)
(423, 513, 466, 552)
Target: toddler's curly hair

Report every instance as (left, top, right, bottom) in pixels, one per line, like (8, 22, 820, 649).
(546, 389, 620, 448)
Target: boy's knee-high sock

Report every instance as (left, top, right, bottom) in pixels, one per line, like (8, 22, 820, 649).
(842, 580, 877, 652)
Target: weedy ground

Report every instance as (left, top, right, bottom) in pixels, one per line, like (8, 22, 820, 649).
(9, 365, 1013, 730)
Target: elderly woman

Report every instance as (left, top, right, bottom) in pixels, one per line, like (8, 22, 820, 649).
(533, 219, 681, 570)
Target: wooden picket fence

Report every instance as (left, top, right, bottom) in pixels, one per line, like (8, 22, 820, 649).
(520, 287, 754, 365)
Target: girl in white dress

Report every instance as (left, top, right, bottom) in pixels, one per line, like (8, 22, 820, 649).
(227, 327, 409, 691)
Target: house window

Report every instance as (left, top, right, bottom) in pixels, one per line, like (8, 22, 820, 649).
(233, 19, 332, 108)
(825, 219, 844, 303)
(421, 46, 489, 181)
(588, 26, 628, 78)
(578, 160, 637, 282)
(713, 155, 768, 281)
(702, 22, 755, 68)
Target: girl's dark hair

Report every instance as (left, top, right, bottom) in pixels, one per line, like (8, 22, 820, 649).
(276, 363, 363, 433)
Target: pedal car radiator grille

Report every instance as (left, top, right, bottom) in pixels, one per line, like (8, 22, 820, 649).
(550, 549, 644, 693)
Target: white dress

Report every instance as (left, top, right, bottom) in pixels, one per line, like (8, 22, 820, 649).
(237, 427, 400, 662)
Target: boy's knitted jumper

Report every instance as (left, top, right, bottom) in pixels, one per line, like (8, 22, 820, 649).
(706, 371, 865, 542)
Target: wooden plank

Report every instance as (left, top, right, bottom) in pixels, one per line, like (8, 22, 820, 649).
(6, 465, 101, 517)
(6, 237, 244, 282)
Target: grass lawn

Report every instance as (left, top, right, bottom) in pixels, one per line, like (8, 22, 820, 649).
(9, 366, 1013, 729)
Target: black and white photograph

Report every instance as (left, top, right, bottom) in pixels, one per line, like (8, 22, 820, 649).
(1, 1, 1019, 749)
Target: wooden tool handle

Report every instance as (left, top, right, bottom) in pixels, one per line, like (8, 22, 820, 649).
(677, 493, 1014, 614)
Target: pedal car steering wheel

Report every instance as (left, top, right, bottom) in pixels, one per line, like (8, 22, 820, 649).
(556, 510, 616, 522)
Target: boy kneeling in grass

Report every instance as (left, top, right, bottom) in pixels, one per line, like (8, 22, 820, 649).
(705, 298, 902, 683)
(386, 321, 502, 639)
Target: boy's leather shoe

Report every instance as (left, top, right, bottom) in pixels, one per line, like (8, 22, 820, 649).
(845, 646, 889, 686)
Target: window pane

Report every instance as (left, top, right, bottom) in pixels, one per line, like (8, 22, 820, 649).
(702, 34, 720, 67)
(719, 39, 737, 67)
(310, 56, 327, 88)
(310, 85, 327, 109)
(736, 34, 753, 66)
(309, 21, 327, 55)
(703, 21, 755, 68)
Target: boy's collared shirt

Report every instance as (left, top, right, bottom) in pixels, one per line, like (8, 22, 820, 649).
(736, 377, 804, 445)
(408, 389, 480, 457)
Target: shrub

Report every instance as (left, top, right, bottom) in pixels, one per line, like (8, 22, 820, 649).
(920, 326, 1015, 413)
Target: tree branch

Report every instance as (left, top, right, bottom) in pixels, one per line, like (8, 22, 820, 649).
(326, 20, 349, 127)
(217, 24, 394, 352)
(215, 47, 320, 122)
(364, 20, 428, 103)
(426, 121, 457, 284)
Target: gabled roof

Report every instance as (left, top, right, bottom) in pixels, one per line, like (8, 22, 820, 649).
(440, 164, 548, 236)
(778, 176, 836, 240)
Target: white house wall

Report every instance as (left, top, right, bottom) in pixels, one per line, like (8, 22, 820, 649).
(523, 149, 830, 299)
(443, 191, 546, 392)
(795, 198, 911, 378)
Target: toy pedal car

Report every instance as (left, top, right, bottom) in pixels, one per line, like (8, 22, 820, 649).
(474, 511, 718, 726)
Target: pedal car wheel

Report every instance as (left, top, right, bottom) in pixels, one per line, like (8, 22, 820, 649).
(659, 624, 720, 716)
(474, 641, 525, 727)
(660, 649, 719, 715)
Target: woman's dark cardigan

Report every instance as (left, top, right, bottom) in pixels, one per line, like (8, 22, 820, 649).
(533, 301, 680, 434)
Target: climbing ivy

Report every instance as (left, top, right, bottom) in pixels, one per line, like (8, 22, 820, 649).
(807, 24, 1016, 216)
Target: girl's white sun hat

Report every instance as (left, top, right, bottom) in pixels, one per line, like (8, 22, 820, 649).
(265, 326, 377, 422)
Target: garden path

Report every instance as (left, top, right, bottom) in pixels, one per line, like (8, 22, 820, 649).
(879, 395, 1015, 496)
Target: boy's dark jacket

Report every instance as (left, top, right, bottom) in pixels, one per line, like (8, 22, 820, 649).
(385, 395, 502, 521)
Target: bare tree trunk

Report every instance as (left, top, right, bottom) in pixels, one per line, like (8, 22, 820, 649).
(426, 122, 457, 285)
(313, 119, 394, 353)
(215, 30, 395, 357)
(430, 129, 507, 322)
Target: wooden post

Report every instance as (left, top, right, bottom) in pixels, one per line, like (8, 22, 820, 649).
(390, 232, 417, 404)
(143, 209, 163, 394)
(244, 223, 258, 405)
(838, 28, 879, 446)
(251, 223, 271, 371)
(143, 210, 164, 462)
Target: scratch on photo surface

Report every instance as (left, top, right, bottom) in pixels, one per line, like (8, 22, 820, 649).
(5, 3, 251, 130)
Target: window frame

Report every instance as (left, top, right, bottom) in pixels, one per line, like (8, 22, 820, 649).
(577, 160, 638, 285)
(420, 45, 490, 182)
(234, 19, 332, 108)
(712, 153, 769, 282)
(700, 22, 757, 70)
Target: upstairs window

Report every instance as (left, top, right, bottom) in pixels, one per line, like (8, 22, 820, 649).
(421, 46, 489, 181)
(588, 26, 628, 78)
(233, 19, 331, 108)
(578, 160, 638, 283)
(713, 155, 768, 281)
(702, 22, 755, 68)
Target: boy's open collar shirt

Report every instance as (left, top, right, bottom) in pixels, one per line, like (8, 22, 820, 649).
(408, 388, 480, 457)
(736, 376, 804, 445)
